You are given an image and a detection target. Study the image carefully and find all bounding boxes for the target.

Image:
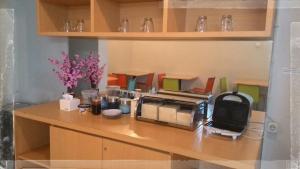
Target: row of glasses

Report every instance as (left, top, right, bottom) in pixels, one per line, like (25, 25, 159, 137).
(195, 15, 233, 32)
(118, 17, 154, 32)
(63, 19, 85, 32)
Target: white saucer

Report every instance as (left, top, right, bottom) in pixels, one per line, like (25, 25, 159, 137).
(102, 109, 122, 119)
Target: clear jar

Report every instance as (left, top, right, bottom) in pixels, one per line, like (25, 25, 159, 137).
(195, 16, 207, 32)
(221, 15, 233, 32)
(63, 20, 71, 32)
(77, 19, 85, 32)
(141, 17, 154, 32)
(118, 17, 129, 32)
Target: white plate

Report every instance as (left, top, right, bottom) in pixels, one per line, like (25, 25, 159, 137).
(102, 109, 122, 119)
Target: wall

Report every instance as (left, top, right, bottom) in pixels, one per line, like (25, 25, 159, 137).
(260, 2, 300, 168)
(69, 38, 99, 94)
(107, 40, 272, 93)
(6, 0, 68, 104)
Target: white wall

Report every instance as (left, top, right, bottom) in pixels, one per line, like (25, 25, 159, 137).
(106, 40, 272, 93)
(261, 2, 300, 168)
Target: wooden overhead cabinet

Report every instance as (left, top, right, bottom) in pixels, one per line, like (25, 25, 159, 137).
(36, 0, 275, 39)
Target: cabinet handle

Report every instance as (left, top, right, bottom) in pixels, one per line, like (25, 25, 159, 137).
(104, 147, 107, 151)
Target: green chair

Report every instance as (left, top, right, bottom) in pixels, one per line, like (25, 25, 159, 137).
(219, 77, 228, 93)
(163, 79, 180, 91)
(237, 84, 260, 109)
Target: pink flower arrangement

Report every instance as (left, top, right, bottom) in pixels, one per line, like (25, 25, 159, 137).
(85, 52, 105, 88)
(49, 51, 105, 90)
(48, 52, 85, 90)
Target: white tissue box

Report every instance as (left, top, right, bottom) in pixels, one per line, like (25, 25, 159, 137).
(59, 98, 80, 111)
(141, 103, 161, 120)
(177, 110, 195, 126)
(159, 105, 179, 123)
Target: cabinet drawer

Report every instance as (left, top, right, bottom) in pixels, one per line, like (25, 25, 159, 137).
(102, 138, 171, 169)
(50, 126, 102, 168)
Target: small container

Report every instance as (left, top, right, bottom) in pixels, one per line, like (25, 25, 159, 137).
(91, 98, 101, 115)
(78, 104, 91, 114)
(100, 95, 109, 110)
(108, 96, 120, 109)
(119, 98, 131, 114)
(134, 89, 142, 99)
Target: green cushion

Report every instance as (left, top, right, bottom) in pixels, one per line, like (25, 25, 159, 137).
(220, 77, 228, 93)
(238, 85, 260, 103)
(163, 79, 180, 91)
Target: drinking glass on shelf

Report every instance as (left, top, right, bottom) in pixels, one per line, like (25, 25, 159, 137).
(141, 17, 154, 32)
(63, 20, 71, 32)
(195, 16, 207, 32)
(221, 15, 233, 32)
(76, 19, 85, 32)
(118, 18, 129, 32)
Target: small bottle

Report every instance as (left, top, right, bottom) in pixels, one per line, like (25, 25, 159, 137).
(91, 97, 101, 115)
(134, 89, 142, 99)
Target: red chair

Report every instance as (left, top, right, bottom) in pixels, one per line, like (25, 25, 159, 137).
(191, 77, 215, 95)
(117, 74, 128, 89)
(157, 73, 166, 89)
(137, 73, 155, 92)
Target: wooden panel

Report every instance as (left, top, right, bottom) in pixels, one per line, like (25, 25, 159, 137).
(14, 116, 49, 157)
(50, 126, 102, 169)
(42, 0, 90, 6)
(38, 31, 272, 39)
(167, 8, 187, 32)
(38, 0, 67, 32)
(120, 1, 163, 32)
(265, 0, 275, 36)
(18, 145, 50, 168)
(103, 138, 171, 169)
(37, 0, 91, 32)
(94, 0, 120, 32)
(14, 116, 50, 169)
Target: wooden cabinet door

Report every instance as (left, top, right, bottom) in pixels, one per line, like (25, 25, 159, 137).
(102, 138, 171, 169)
(50, 126, 102, 169)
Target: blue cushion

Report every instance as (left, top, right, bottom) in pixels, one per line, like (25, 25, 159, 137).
(128, 78, 136, 91)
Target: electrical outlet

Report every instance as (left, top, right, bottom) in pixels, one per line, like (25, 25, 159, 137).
(267, 122, 278, 134)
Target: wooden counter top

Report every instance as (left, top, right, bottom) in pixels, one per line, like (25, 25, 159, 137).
(15, 101, 265, 169)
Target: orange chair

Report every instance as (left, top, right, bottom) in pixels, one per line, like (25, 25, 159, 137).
(157, 73, 166, 89)
(191, 77, 215, 95)
(137, 73, 155, 92)
(107, 74, 118, 86)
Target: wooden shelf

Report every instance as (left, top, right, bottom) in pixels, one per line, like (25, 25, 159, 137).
(36, 0, 275, 39)
(18, 145, 50, 168)
(39, 31, 272, 39)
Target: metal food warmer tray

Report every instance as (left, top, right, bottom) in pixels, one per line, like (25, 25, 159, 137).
(135, 94, 207, 131)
